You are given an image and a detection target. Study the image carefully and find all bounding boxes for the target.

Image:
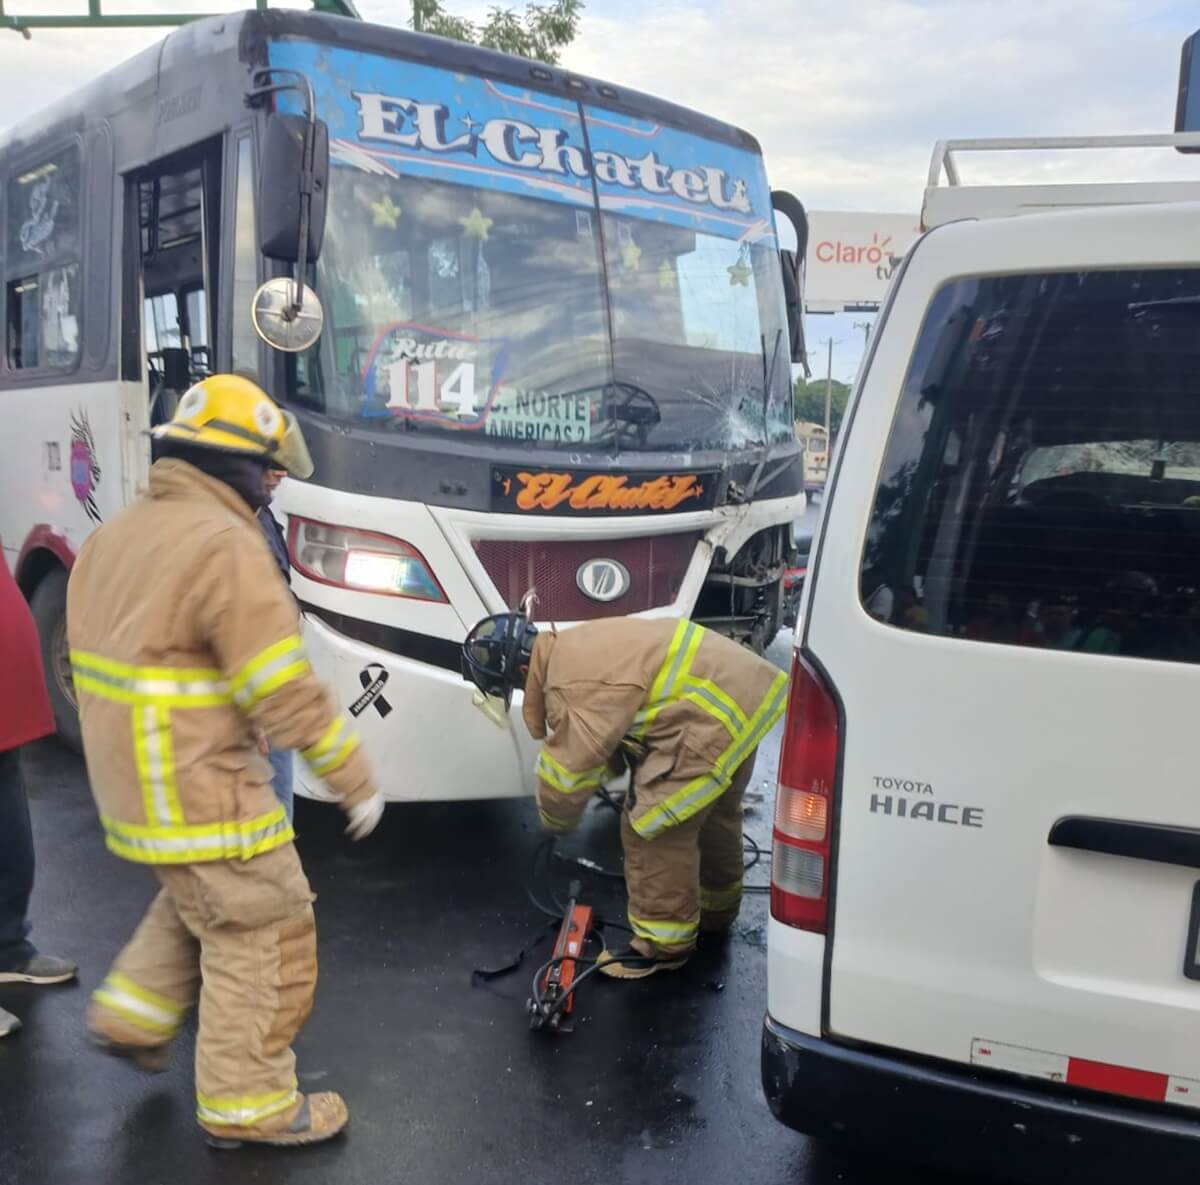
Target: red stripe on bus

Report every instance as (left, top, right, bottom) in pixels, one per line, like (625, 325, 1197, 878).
(1066, 1058, 1169, 1102)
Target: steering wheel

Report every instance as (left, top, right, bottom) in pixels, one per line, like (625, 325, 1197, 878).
(594, 382, 661, 449)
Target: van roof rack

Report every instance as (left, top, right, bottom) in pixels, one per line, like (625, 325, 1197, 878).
(1, 0, 360, 37)
(923, 133, 1200, 229)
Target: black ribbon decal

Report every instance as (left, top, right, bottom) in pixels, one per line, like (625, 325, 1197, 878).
(350, 665, 392, 719)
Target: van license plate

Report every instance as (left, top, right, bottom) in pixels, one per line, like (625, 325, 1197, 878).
(1185, 883, 1200, 982)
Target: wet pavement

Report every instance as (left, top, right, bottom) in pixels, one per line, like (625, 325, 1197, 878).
(0, 630, 979, 1185)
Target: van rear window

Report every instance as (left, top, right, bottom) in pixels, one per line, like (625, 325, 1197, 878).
(860, 268, 1200, 664)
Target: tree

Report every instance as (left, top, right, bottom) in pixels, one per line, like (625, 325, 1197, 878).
(412, 0, 583, 65)
(794, 378, 851, 435)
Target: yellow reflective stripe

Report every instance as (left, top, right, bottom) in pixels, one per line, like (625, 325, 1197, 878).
(131, 704, 158, 825)
(155, 705, 184, 826)
(229, 636, 309, 709)
(308, 733, 359, 778)
(246, 660, 309, 706)
(712, 669, 789, 783)
(100, 808, 294, 866)
(688, 677, 748, 728)
(628, 915, 699, 944)
(132, 703, 184, 827)
(681, 677, 748, 740)
(196, 1085, 299, 1128)
(700, 881, 743, 912)
(93, 991, 178, 1036)
(301, 717, 361, 777)
(71, 650, 223, 683)
(633, 670, 789, 839)
(93, 972, 185, 1036)
(538, 807, 572, 832)
(74, 676, 233, 709)
(630, 620, 703, 740)
(637, 770, 728, 839)
(107, 972, 185, 1018)
(535, 750, 606, 795)
(303, 717, 346, 762)
(70, 650, 232, 708)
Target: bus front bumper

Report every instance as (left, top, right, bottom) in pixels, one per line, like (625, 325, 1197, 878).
(294, 612, 538, 803)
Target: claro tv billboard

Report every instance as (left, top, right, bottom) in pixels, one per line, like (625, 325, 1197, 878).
(804, 211, 921, 312)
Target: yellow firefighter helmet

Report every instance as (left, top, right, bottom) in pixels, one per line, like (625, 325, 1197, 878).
(151, 374, 314, 479)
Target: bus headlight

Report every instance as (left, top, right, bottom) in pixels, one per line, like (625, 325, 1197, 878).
(287, 516, 447, 602)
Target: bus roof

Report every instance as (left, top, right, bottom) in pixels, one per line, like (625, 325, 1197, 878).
(0, 8, 762, 159)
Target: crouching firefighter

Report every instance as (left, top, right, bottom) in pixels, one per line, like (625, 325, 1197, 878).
(462, 613, 788, 978)
(67, 375, 385, 1148)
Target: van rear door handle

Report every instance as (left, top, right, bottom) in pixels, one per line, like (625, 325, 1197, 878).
(1049, 816, 1200, 871)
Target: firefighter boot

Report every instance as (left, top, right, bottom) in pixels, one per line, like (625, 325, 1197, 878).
(204, 1092, 349, 1150)
(89, 1031, 173, 1073)
(595, 946, 689, 980)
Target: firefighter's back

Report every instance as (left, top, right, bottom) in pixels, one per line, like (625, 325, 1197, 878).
(67, 458, 290, 854)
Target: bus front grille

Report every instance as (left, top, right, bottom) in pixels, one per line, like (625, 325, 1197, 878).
(472, 533, 701, 619)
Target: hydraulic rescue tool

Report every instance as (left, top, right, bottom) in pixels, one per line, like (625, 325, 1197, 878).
(527, 881, 593, 1032)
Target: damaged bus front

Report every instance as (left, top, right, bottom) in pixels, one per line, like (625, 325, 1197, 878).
(262, 21, 808, 800)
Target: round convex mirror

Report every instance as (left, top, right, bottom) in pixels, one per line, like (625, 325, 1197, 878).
(251, 277, 325, 353)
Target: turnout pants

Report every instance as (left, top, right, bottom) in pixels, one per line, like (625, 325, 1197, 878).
(622, 750, 756, 959)
(88, 843, 317, 1135)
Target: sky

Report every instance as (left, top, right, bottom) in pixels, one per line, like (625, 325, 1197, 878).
(2, 0, 1197, 379)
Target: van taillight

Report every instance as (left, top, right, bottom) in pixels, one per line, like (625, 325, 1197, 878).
(771, 653, 839, 933)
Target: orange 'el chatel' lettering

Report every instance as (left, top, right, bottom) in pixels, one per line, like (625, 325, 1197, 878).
(513, 472, 703, 512)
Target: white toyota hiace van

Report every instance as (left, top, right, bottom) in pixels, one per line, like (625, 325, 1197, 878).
(763, 136, 1200, 1183)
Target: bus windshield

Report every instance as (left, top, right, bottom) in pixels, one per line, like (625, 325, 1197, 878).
(277, 41, 793, 454)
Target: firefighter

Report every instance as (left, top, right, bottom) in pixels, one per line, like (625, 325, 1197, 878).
(67, 375, 384, 1148)
(461, 612, 788, 978)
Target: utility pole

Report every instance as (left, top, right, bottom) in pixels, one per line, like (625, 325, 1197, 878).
(818, 336, 842, 441)
(824, 337, 833, 442)
(853, 319, 872, 351)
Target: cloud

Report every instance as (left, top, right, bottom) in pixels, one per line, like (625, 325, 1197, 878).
(4, 0, 1195, 210)
(564, 0, 1197, 211)
(3, 0, 1194, 381)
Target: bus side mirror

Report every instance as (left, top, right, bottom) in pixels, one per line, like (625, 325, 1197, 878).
(779, 248, 804, 364)
(771, 190, 809, 372)
(258, 113, 329, 264)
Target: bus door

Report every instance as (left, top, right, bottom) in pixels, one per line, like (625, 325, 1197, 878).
(123, 141, 221, 439)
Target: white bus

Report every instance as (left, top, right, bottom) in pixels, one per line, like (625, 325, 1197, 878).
(0, 7, 807, 802)
(795, 421, 829, 492)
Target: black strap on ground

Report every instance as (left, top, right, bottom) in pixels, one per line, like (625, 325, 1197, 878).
(471, 919, 559, 982)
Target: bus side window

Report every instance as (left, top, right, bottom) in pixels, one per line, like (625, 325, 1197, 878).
(5, 146, 82, 373)
(186, 287, 210, 377)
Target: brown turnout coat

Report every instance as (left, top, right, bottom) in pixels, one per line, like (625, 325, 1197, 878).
(67, 459, 374, 864)
(524, 616, 788, 840)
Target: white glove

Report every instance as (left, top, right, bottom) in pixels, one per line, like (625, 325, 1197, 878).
(344, 792, 385, 841)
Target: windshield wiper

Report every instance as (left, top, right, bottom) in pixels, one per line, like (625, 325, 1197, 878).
(741, 327, 785, 503)
(1129, 296, 1200, 312)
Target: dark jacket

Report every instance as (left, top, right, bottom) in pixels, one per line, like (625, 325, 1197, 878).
(257, 507, 290, 584)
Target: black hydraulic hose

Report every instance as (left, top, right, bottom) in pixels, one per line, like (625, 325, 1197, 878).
(529, 952, 656, 1026)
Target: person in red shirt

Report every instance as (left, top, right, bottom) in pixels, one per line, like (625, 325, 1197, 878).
(0, 546, 77, 1036)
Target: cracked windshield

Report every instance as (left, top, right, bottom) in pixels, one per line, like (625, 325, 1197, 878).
(284, 42, 793, 453)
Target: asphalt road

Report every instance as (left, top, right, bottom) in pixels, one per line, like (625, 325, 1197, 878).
(0, 625, 977, 1185)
